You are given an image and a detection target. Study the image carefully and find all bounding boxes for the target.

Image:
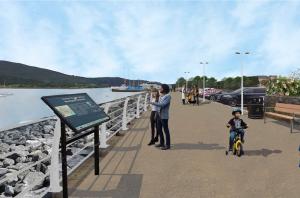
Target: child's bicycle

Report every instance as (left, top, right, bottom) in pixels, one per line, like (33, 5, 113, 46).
(225, 127, 246, 157)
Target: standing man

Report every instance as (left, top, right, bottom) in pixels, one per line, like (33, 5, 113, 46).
(151, 84, 172, 150)
(181, 86, 186, 105)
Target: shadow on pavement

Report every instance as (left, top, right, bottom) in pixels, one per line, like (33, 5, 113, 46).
(172, 142, 225, 150)
(113, 145, 141, 152)
(244, 148, 282, 157)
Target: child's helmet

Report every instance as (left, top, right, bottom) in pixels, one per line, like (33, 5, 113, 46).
(232, 108, 242, 115)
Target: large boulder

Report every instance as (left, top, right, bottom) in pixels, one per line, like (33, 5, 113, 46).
(5, 172, 18, 186)
(14, 183, 25, 194)
(23, 172, 45, 188)
(3, 158, 14, 167)
(4, 185, 14, 196)
(17, 169, 29, 181)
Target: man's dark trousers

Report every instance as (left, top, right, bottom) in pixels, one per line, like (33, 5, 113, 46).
(156, 117, 170, 147)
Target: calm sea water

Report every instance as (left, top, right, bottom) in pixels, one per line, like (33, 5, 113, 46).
(0, 88, 135, 131)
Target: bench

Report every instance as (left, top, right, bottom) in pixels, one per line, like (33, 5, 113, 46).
(264, 103, 300, 133)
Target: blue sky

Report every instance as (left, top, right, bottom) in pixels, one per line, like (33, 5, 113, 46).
(0, 0, 300, 83)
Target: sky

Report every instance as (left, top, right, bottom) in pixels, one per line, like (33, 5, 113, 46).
(0, 0, 300, 84)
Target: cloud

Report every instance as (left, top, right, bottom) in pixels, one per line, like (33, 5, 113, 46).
(258, 2, 300, 75)
(0, 1, 300, 83)
(0, 2, 62, 71)
(63, 3, 123, 77)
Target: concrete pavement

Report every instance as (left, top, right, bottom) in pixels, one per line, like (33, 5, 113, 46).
(69, 92, 300, 198)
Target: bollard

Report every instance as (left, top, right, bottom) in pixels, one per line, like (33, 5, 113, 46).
(144, 93, 149, 112)
(122, 98, 129, 130)
(136, 95, 142, 118)
(100, 103, 111, 148)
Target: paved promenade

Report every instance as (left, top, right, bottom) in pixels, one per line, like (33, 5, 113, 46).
(69, 92, 300, 198)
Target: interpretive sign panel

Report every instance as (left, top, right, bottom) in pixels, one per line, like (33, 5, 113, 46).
(42, 93, 110, 133)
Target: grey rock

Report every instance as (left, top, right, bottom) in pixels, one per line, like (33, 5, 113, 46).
(14, 183, 24, 194)
(17, 169, 29, 181)
(30, 150, 47, 161)
(8, 163, 28, 171)
(16, 156, 27, 163)
(4, 185, 14, 196)
(76, 142, 85, 148)
(35, 163, 48, 173)
(10, 145, 28, 152)
(0, 143, 10, 153)
(26, 140, 42, 150)
(17, 136, 26, 145)
(3, 158, 14, 167)
(24, 172, 45, 190)
(32, 187, 47, 194)
(0, 168, 8, 177)
(6, 153, 19, 161)
(43, 125, 53, 134)
(5, 172, 18, 186)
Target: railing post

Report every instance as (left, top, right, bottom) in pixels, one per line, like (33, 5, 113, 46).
(122, 98, 129, 130)
(49, 118, 62, 193)
(136, 95, 142, 118)
(100, 103, 111, 148)
(144, 93, 149, 112)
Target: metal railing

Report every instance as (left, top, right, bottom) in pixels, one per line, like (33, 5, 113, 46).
(0, 92, 149, 198)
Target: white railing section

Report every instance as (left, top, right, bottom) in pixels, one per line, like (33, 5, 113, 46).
(0, 92, 150, 198)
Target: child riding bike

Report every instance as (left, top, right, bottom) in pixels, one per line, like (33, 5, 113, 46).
(226, 108, 248, 152)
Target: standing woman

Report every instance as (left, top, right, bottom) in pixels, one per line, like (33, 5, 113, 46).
(181, 86, 186, 105)
(148, 89, 160, 145)
(151, 84, 172, 150)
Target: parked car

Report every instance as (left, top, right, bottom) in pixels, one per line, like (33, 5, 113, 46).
(199, 88, 220, 99)
(209, 90, 229, 101)
(219, 87, 266, 106)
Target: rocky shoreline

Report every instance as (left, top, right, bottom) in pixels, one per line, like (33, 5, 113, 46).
(0, 96, 141, 197)
(0, 119, 58, 197)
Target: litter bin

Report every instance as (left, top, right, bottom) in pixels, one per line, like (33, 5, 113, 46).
(247, 96, 264, 119)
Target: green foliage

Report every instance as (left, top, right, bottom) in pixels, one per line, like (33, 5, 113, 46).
(176, 76, 259, 90)
(265, 77, 300, 96)
(176, 77, 186, 87)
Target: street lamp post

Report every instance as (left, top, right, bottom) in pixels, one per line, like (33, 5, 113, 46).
(235, 52, 250, 115)
(184, 72, 190, 90)
(200, 62, 208, 102)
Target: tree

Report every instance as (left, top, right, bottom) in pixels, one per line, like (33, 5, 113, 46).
(191, 76, 202, 88)
(176, 77, 186, 88)
(206, 77, 217, 88)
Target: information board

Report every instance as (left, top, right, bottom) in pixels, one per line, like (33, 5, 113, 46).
(42, 93, 110, 133)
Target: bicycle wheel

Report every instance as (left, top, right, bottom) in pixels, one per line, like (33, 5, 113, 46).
(236, 142, 243, 157)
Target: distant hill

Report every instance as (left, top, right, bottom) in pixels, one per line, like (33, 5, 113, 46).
(0, 61, 155, 88)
